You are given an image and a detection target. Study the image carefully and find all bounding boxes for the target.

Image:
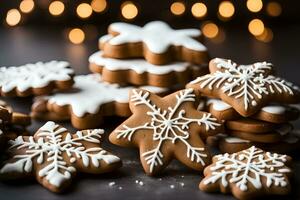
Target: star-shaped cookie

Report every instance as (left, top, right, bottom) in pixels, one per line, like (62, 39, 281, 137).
(187, 58, 300, 117)
(0, 121, 121, 193)
(199, 146, 292, 199)
(109, 88, 222, 175)
(99, 21, 208, 65)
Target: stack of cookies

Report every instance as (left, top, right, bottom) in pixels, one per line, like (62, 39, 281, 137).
(31, 21, 210, 130)
(187, 58, 300, 154)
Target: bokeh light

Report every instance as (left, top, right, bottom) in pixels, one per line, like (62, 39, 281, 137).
(6, 9, 21, 26)
(266, 2, 282, 17)
(19, 0, 35, 14)
(49, 1, 65, 16)
(170, 2, 186, 16)
(91, 0, 107, 13)
(191, 2, 207, 18)
(76, 3, 93, 18)
(247, 0, 263, 13)
(256, 27, 273, 43)
(202, 22, 219, 39)
(218, 1, 235, 18)
(69, 28, 85, 44)
(121, 1, 138, 20)
(248, 19, 265, 36)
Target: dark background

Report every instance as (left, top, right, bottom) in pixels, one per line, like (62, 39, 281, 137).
(0, 1, 300, 199)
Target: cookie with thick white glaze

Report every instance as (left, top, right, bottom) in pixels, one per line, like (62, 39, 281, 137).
(0, 121, 122, 193)
(187, 58, 300, 117)
(31, 74, 171, 129)
(0, 61, 74, 97)
(99, 21, 209, 65)
(109, 88, 222, 175)
(199, 146, 292, 199)
(89, 51, 208, 87)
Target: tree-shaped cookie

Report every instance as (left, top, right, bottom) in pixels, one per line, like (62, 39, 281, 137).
(109, 88, 222, 175)
(99, 21, 208, 65)
(187, 58, 300, 117)
(0, 121, 121, 193)
(199, 146, 292, 199)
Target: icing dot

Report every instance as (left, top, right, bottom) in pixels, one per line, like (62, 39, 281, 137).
(170, 185, 175, 189)
(108, 182, 116, 187)
(70, 157, 76, 163)
(251, 100, 257, 106)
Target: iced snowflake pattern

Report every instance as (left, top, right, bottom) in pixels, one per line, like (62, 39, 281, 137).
(203, 146, 291, 191)
(116, 88, 220, 173)
(193, 58, 297, 110)
(0, 121, 120, 188)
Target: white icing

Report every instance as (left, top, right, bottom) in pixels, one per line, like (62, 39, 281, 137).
(116, 88, 221, 173)
(192, 58, 297, 110)
(0, 61, 74, 93)
(104, 21, 207, 53)
(89, 51, 190, 75)
(0, 121, 120, 188)
(44, 74, 168, 117)
(225, 137, 251, 144)
(203, 146, 291, 191)
(207, 99, 232, 111)
(261, 105, 286, 114)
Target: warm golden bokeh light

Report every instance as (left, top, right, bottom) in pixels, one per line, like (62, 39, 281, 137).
(248, 19, 265, 36)
(69, 28, 85, 44)
(91, 0, 107, 13)
(6, 9, 21, 26)
(49, 1, 65, 16)
(170, 2, 186, 16)
(191, 2, 207, 18)
(256, 28, 273, 43)
(218, 1, 235, 18)
(247, 0, 263, 13)
(19, 0, 35, 13)
(266, 2, 282, 17)
(202, 23, 219, 39)
(121, 1, 138, 20)
(77, 3, 93, 18)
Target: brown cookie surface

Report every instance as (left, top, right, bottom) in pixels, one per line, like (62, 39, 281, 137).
(99, 21, 209, 65)
(31, 74, 171, 129)
(0, 61, 74, 97)
(225, 118, 276, 133)
(199, 146, 292, 199)
(187, 58, 300, 117)
(0, 121, 122, 193)
(109, 88, 222, 175)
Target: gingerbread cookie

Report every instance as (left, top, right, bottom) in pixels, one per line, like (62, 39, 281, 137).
(109, 88, 222, 175)
(99, 21, 209, 65)
(207, 99, 299, 123)
(0, 61, 74, 97)
(187, 58, 300, 117)
(89, 51, 207, 87)
(31, 74, 170, 129)
(225, 118, 276, 133)
(199, 146, 292, 199)
(0, 121, 121, 193)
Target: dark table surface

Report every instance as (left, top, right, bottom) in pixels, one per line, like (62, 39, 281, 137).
(0, 24, 300, 200)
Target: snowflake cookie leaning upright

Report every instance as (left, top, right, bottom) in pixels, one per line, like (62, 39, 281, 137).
(0, 61, 74, 97)
(109, 88, 222, 175)
(187, 58, 300, 117)
(0, 121, 122, 193)
(199, 146, 292, 199)
(99, 21, 209, 65)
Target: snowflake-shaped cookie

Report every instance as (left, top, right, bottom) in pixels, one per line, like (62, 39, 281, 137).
(199, 146, 292, 199)
(187, 58, 300, 117)
(100, 21, 208, 65)
(0, 61, 74, 97)
(0, 121, 121, 193)
(109, 88, 222, 175)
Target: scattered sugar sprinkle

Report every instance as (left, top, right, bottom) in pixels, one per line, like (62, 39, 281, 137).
(181, 175, 185, 178)
(118, 186, 123, 190)
(180, 182, 185, 187)
(158, 178, 162, 181)
(135, 180, 139, 184)
(108, 182, 116, 187)
(139, 181, 144, 186)
(170, 185, 175, 189)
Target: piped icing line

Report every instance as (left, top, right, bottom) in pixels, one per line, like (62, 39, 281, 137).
(0, 61, 73, 93)
(224, 137, 251, 144)
(89, 51, 190, 75)
(44, 74, 168, 117)
(103, 21, 207, 53)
